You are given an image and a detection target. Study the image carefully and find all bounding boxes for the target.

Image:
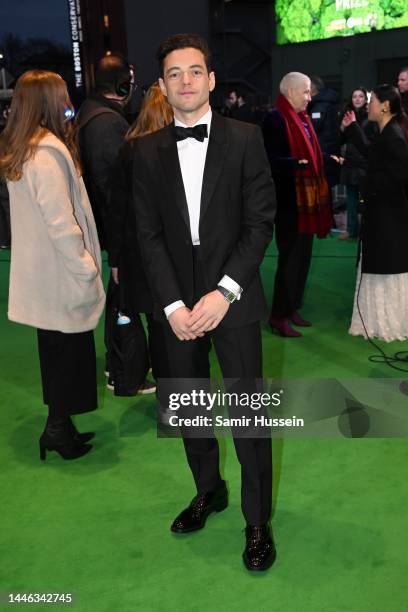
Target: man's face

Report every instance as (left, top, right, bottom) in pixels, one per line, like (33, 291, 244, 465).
(159, 47, 215, 116)
(288, 79, 312, 113)
(397, 71, 408, 93)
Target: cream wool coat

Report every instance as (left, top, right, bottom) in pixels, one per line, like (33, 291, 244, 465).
(7, 132, 105, 333)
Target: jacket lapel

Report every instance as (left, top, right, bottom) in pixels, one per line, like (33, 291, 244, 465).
(200, 112, 229, 222)
(158, 126, 190, 231)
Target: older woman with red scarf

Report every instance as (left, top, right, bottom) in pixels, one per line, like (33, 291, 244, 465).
(263, 72, 332, 337)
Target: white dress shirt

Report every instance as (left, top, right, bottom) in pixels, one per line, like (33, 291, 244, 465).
(164, 107, 242, 318)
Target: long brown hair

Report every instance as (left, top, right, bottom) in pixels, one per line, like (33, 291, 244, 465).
(126, 81, 173, 140)
(0, 70, 80, 181)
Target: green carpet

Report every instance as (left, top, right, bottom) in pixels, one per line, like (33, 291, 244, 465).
(1, 238, 407, 612)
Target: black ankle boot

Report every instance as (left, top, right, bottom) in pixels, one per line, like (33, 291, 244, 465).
(39, 418, 92, 461)
(67, 417, 95, 444)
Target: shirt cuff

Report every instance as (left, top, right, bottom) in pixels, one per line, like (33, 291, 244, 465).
(164, 300, 185, 318)
(218, 275, 243, 301)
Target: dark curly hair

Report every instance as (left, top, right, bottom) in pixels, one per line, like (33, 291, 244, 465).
(156, 33, 211, 77)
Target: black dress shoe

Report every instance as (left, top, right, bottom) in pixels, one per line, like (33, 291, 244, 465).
(68, 417, 95, 444)
(243, 525, 277, 571)
(171, 483, 228, 533)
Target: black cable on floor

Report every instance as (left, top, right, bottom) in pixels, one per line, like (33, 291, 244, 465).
(356, 269, 408, 373)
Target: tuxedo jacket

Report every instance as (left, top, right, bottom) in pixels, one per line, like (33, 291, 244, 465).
(132, 111, 277, 328)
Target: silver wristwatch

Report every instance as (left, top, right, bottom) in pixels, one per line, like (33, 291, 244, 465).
(217, 285, 237, 304)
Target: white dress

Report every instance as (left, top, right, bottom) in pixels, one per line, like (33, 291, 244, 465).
(349, 260, 408, 342)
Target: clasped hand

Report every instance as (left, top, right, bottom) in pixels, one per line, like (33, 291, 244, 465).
(168, 290, 230, 341)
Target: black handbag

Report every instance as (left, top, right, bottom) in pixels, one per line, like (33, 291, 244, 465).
(110, 312, 150, 396)
(109, 286, 150, 396)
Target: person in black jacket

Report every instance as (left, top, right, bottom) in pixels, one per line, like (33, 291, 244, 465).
(343, 85, 408, 341)
(309, 76, 340, 188)
(263, 72, 332, 338)
(76, 53, 136, 384)
(133, 34, 277, 572)
(76, 54, 134, 249)
(106, 82, 173, 388)
(338, 87, 377, 240)
(397, 67, 408, 115)
(228, 89, 256, 124)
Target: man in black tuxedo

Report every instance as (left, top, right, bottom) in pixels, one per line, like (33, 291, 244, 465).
(132, 33, 277, 571)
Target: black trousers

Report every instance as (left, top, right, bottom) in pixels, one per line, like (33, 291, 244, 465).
(271, 230, 314, 318)
(37, 329, 97, 418)
(104, 274, 117, 373)
(160, 248, 272, 526)
(146, 313, 170, 380)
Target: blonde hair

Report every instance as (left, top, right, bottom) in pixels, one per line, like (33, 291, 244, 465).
(0, 70, 80, 181)
(126, 81, 173, 140)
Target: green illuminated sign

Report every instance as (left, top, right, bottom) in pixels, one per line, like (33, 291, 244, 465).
(276, 0, 408, 44)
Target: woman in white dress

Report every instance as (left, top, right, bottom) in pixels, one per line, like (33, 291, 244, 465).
(342, 85, 408, 342)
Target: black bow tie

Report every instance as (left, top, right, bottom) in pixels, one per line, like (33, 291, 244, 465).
(174, 124, 208, 142)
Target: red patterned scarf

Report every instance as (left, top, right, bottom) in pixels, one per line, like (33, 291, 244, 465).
(276, 94, 332, 238)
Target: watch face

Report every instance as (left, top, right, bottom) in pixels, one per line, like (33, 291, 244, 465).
(217, 286, 235, 303)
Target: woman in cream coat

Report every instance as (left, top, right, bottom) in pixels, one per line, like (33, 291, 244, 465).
(0, 70, 105, 460)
